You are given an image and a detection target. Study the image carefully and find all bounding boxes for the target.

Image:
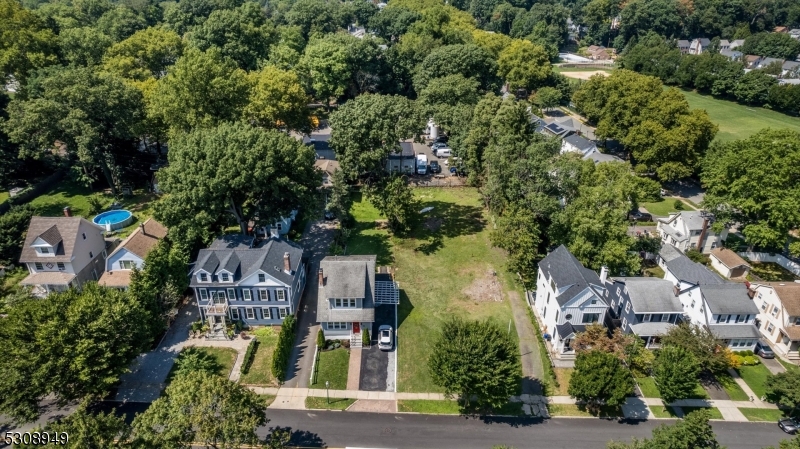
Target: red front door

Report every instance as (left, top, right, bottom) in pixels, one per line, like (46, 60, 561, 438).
(353, 322, 360, 333)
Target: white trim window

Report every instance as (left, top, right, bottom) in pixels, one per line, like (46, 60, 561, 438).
(35, 262, 44, 270)
(625, 302, 631, 313)
(57, 262, 65, 271)
(643, 314, 651, 322)
(231, 308, 240, 320)
(245, 308, 255, 320)
(227, 288, 236, 300)
(276, 289, 286, 301)
(279, 307, 288, 319)
(199, 272, 209, 282)
(242, 289, 252, 301)
(258, 273, 266, 282)
(220, 272, 230, 282)
(661, 314, 670, 322)
(334, 298, 357, 308)
(120, 260, 135, 269)
(262, 308, 271, 319)
(199, 288, 209, 301)
(622, 317, 628, 329)
(259, 289, 269, 301)
(327, 322, 348, 330)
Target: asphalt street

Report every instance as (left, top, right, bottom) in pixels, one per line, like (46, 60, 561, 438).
(262, 410, 793, 449)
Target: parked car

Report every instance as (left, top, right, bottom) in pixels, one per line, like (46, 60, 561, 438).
(378, 325, 393, 351)
(431, 142, 448, 150)
(755, 340, 775, 359)
(429, 161, 441, 174)
(323, 210, 335, 220)
(433, 135, 449, 143)
(435, 148, 452, 158)
(779, 417, 798, 434)
(628, 211, 653, 222)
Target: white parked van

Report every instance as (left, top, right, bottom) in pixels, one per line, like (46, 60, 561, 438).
(435, 148, 452, 158)
(416, 154, 428, 175)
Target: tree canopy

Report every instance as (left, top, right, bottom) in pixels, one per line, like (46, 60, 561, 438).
(568, 349, 634, 410)
(608, 409, 722, 449)
(653, 345, 701, 404)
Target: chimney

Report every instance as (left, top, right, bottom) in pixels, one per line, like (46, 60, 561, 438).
(697, 217, 709, 252)
(673, 284, 680, 297)
(599, 266, 608, 284)
(318, 268, 324, 287)
(63, 206, 72, 217)
(283, 252, 291, 272)
(139, 223, 146, 236)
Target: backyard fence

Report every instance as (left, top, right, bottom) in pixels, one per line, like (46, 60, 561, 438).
(738, 251, 800, 277)
(556, 62, 616, 69)
(0, 170, 66, 215)
(409, 176, 467, 188)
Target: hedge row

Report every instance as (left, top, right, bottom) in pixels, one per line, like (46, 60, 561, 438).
(240, 337, 259, 375)
(271, 314, 296, 382)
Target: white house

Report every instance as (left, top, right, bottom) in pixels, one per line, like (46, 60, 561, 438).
(659, 244, 760, 350)
(750, 282, 800, 362)
(19, 216, 109, 296)
(98, 218, 168, 289)
(689, 38, 711, 55)
(709, 247, 750, 279)
(532, 245, 609, 359)
(190, 234, 307, 336)
(316, 255, 399, 347)
(782, 61, 800, 78)
(656, 210, 728, 253)
(561, 134, 598, 156)
(720, 39, 745, 50)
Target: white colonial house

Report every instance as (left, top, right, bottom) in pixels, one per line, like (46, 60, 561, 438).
(19, 216, 109, 296)
(532, 245, 609, 359)
(190, 234, 306, 336)
(657, 210, 728, 253)
(316, 255, 399, 348)
(659, 244, 760, 350)
(98, 218, 168, 289)
(750, 282, 800, 362)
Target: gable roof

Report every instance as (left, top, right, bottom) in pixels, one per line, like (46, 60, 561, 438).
(20, 217, 100, 263)
(758, 282, 800, 316)
(539, 245, 603, 306)
(709, 248, 750, 269)
(700, 283, 758, 314)
(543, 122, 571, 137)
(613, 277, 683, 313)
(111, 218, 167, 260)
(563, 134, 596, 153)
(555, 322, 586, 339)
(659, 244, 724, 286)
(191, 235, 303, 286)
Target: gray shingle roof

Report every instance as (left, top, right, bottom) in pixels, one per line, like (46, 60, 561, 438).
(563, 135, 596, 153)
(317, 255, 376, 323)
(555, 322, 586, 338)
(659, 245, 723, 286)
(190, 235, 303, 287)
(629, 322, 675, 336)
(613, 277, 682, 313)
(20, 217, 100, 263)
(539, 245, 603, 306)
(700, 284, 759, 314)
(709, 324, 761, 339)
(38, 225, 63, 246)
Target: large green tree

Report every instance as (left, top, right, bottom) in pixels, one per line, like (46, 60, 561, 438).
(58, 26, 113, 67)
(3, 66, 144, 194)
(660, 323, 732, 374)
(296, 37, 350, 105)
(0, 284, 153, 423)
(653, 345, 701, 404)
(103, 27, 185, 82)
(96, 5, 147, 42)
(765, 370, 800, 414)
(0, 204, 34, 265)
(154, 122, 319, 245)
(497, 39, 551, 91)
(733, 70, 777, 106)
(0, 0, 58, 81)
(328, 93, 420, 180)
(150, 47, 249, 132)
(568, 349, 634, 410)
(131, 370, 267, 448)
(365, 175, 417, 234)
(35, 402, 130, 448)
(413, 43, 499, 93)
(741, 32, 800, 59)
(428, 317, 520, 411)
(702, 129, 800, 251)
(129, 239, 189, 336)
(244, 66, 311, 133)
(490, 204, 541, 286)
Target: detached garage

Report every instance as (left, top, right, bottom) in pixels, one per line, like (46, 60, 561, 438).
(709, 248, 751, 279)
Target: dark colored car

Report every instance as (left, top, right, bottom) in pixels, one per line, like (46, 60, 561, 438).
(755, 341, 775, 359)
(629, 211, 653, 222)
(323, 210, 335, 220)
(433, 135, 449, 143)
(429, 161, 441, 174)
(779, 417, 798, 434)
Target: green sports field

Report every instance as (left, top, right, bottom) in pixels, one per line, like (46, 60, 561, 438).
(679, 89, 800, 142)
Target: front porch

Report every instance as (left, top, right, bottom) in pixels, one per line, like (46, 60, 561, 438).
(20, 272, 76, 297)
(321, 321, 373, 349)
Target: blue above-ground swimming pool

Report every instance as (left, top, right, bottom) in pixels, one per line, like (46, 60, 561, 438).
(93, 210, 134, 231)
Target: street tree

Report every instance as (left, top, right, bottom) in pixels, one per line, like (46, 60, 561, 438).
(429, 317, 521, 411)
(702, 129, 800, 251)
(0, 284, 153, 423)
(3, 66, 144, 195)
(36, 402, 131, 448)
(568, 350, 634, 411)
(131, 371, 268, 448)
(366, 175, 417, 235)
(653, 345, 701, 404)
(154, 122, 319, 245)
(244, 66, 311, 133)
(608, 409, 722, 449)
(328, 93, 420, 180)
(0, 0, 58, 81)
(765, 370, 800, 415)
(129, 239, 189, 336)
(660, 323, 732, 373)
(150, 47, 250, 132)
(497, 39, 551, 91)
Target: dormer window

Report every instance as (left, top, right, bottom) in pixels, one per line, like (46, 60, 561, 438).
(199, 273, 208, 282)
(40, 247, 50, 254)
(334, 298, 357, 308)
(221, 273, 230, 282)
(258, 274, 266, 282)
(57, 262, 65, 271)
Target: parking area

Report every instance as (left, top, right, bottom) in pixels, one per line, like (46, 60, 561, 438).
(359, 304, 396, 392)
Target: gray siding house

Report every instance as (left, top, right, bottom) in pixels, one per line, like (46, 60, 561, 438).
(190, 234, 306, 328)
(607, 277, 683, 348)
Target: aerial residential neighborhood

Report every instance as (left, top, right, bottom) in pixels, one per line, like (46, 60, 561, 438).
(3, 0, 800, 447)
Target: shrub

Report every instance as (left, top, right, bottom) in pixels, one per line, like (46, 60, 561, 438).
(240, 337, 259, 376)
(271, 315, 296, 382)
(316, 328, 325, 347)
(362, 328, 370, 347)
(87, 196, 105, 215)
(673, 199, 684, 210)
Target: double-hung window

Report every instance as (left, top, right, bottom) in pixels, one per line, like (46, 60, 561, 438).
(258, 274, 266, 282)
(199, 289, 208, 301)
(245, 308, 255, 319)
(334, 298, 357, 308)
(120, 260, 135, 269)
(279, 307, 288, 319)
(328, 322, 348, 330)
(35, 262, 44, 270)
(772, 307, 780, 317)
(57, 262, 65, 271)
(242, 289, 252, 301)
(199, 273, 208, 282)
(227, 288, 236, 300)
(643, 314, 651, 322)
(231, 308, 240, 320)
(262, 308, 272, 319)
(276, 289, 286, 301)
(221, 273, 230, 282)
(259, 289, 269, 301)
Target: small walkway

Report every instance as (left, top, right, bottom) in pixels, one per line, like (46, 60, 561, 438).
(346, 348, 362, 391)
(507, 290, 544, 395)
(727, 368, 765, 404)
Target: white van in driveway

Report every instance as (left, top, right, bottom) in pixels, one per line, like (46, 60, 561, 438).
(435, 147, 452, 158)
(416, 154, 428, 175)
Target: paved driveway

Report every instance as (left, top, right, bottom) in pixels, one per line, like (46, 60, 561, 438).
(360, 305, 396, 391)
(113, 300, 197, 403)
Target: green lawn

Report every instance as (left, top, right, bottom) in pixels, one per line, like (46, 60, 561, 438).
(547, 404, 623, 417)
(680, 89, 800, 142)
(778, 359, 800, 372)
(636, 377, 661, 398)
(0, 191, 9, 204)
(239, 327, 280, 386)
(347, 188, 517, 393)
(737, 364, 773, 399)
(305, 396, 355, 410)
(749, 262, 799, 282)
(679, 407, 724, 420)
(166, 347, 238, 383)
(261, 394, 276, 408)
(311, 347, 349, 390)
(690, 382, 711, 399)
(643, 265, 666, 278)
(554, 66, 613, 73)
(641, 199, 693, 217)
(715, 371, 750, 402)
(650, 406, 680, 418)
(398, 400, 460, 414)
(553, 368, 573, 397)
(739, 407, 799, 422)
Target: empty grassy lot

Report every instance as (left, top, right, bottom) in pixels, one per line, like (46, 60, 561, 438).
(679, 89, 800, 142)
(347, 188, 517, 393)
(239, 327, 280, 386)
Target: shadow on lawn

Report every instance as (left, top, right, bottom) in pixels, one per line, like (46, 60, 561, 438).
(348, 221, 393, 265)
(397, 290, 413, 331)
(409, 200, 485, 256)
